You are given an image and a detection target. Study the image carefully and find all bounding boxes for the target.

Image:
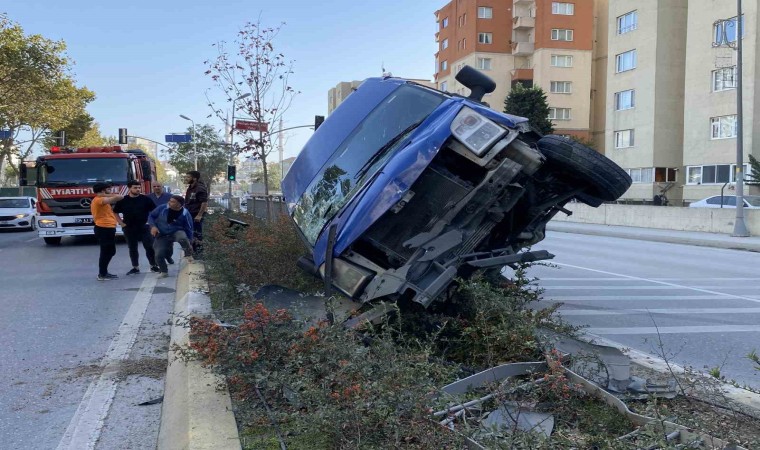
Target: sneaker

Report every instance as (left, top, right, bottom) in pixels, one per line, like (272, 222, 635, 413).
(105, 273, 119, 279)
(158, 272, 169, 278)
(126, 268, 140, 276)
(166, 257, 175, 265)
(150, 266, 160, 273)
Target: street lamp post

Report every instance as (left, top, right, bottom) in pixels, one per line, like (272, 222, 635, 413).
(179, 115, 197, 170)
(229, 93, 251, 203)
(732, 0, 750, 237)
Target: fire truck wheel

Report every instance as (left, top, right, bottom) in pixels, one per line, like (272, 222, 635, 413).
(44, 237, 62, 245)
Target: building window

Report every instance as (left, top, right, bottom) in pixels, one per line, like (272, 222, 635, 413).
(442, 38, 448, 50)
(462, 38, 466, 49)
(615, 50, 637, 73)
(459, 13, 467, 27)
(548, 107, 571, 120)
(617, 11, 638, 34)
(712, 66, 736, 91)
(440, 81, 448, 91)
(614, 129, 634, 148)
(550, 81, 572, 93)
(551, 55, 573, 67)
(551, 29, 574, 41)
(552, 2, 575, 15)
(614, 89, 635, 110)
(442, 17, 449, 28)
(627, 168, 653, 183)
(711, 115, 737, 139)
(441, 60, 448, 71)
(714, 15, 745, 45)
(478, 32, 493, 44)
(478, 7, 493, 19)
(655, 167, 678, 182)
(477, 57, 492, 70)
(686, 163, 747, 184)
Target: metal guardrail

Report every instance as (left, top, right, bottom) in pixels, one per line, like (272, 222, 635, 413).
(208, 195, 287, 220)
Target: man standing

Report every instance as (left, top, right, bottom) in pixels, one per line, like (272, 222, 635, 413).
(113, 181, 160, 275)
(91, 182, 124, 281)
(184, 170, 208, 254)
(148, 183, 172, 206)
(149, 195, 194, 278)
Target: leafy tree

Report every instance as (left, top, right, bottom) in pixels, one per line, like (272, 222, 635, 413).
(503, 83, 554, 135)
(250, 161, 282, 192)
(168, 124, 228, 183)
(205, 18, 298, 218)
(747, 154, 760, 186)
(0, 15, 94, 181)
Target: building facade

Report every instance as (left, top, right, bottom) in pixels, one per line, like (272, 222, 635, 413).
(434, 0, 608, 148)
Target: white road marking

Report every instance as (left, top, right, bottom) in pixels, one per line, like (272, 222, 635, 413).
(552, 263, 760, 305)
(587, 325, 760, 335)
(558, 307, 760, 316)
(56, 274, 158, 450)
(547, 295, 729, 301)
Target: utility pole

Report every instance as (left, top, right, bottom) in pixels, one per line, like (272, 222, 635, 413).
(733, 0, 750, 236)
(229, 93, 251, 204)
(278, 118, 284, 180)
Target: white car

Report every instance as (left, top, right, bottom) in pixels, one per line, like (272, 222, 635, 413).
(689, 194, 760, 209)
(0, 197, 37, 230)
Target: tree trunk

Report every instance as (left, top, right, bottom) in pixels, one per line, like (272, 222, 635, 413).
(261, 147, 271, 222)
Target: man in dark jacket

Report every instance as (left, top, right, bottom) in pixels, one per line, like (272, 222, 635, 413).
(148, 195, 194, 278)
(184, 170, 208, 254)
(113, 181, 159, 275)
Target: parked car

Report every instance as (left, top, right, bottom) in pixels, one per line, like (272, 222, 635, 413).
(282, 67, 631, 309)
(689, 195, 760, 209)
(0, 197, 37, 231)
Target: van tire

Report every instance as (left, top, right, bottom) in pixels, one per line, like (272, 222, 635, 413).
(536, 135, 632, 203)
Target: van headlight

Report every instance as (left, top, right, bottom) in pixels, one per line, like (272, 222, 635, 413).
(451, 107, 507, 156)
(38, 219, 57, 228)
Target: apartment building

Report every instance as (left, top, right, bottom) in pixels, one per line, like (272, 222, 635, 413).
(605, 1, 688, 203)
(682, 0, 759, 202)
(434, 0, 607, 149)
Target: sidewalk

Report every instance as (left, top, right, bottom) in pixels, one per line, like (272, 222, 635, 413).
(547, 221, 760, 252)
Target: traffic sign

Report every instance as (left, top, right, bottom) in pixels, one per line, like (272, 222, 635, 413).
(165, 134, 192, 143)
(235, 119, 268, 132)
(0, 129, 11, 139)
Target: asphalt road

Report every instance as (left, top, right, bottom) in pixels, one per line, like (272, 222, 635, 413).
(0, 230, 176, 449)
(528, 230, 760, 389)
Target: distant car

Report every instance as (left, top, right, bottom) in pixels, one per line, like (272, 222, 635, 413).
(689, 195, 760, 209)
(282, 66, 631, 308)
(0, 197, 37, 231)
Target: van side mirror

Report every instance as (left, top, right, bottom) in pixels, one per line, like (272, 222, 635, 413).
(455, 65, 496, 102)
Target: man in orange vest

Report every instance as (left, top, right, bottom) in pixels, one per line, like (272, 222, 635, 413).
(91, 182, 124, 280)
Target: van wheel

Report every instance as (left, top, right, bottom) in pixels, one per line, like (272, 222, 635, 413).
(536, 135, 632, 205)
(44, 237, 62, 245)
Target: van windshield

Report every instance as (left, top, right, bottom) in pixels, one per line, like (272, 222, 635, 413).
(292, 84, 445, 244)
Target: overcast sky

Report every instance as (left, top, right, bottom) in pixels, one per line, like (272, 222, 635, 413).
(6, 0, 443, 160)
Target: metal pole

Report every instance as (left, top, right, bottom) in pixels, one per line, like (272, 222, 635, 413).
(192, 120, 197, 171)
(229, 101, 235, 204)
(733, 0, 750, 236)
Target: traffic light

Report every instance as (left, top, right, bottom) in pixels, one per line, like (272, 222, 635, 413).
(227, 165, 237, 181)
(314, 115, 325, 130)
(118, 128, 128, 145)
(55, 130, 66, 146)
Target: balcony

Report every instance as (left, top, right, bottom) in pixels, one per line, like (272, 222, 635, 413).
(511, 68, 534, 82)
(512, 41, 535, 56)
(512, 16, 535, 29)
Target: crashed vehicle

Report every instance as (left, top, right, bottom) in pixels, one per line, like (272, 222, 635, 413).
(282, 67, 631, 308)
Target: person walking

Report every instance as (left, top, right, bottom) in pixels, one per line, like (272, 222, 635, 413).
(184, 170, 208, 255)
(148, 195, 194, 278)
(113, 181, 160, 275)
(91, 182, 124, 281)
(148, 183, 172, 206)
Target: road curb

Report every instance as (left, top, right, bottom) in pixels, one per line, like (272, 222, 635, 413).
(547, 221, 760, 252)
(157, 262, 242, 450)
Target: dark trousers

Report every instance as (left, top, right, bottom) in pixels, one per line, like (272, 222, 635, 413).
(153, 231, 193, 273)
(94, 225, 116, 276)
(123, 224, 156, 267)
(192, 218, 203, 254)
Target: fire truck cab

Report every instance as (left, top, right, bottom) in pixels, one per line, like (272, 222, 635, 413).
(20, 146, 157, 245)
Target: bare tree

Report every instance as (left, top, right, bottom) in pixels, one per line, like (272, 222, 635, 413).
(205, 17, 298, 219)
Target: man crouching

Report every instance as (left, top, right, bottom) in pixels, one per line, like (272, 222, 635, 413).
(148, 195, 194, 278)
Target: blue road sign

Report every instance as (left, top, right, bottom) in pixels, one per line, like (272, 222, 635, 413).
(165, 134, 192, 143)
(0, 129, 11, 139)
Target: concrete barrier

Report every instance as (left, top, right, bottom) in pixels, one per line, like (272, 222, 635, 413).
(553, 203, 760, 235)
(158, 262, 241, 450)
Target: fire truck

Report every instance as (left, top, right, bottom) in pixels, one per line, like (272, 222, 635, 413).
(20, 146, 157, 245)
